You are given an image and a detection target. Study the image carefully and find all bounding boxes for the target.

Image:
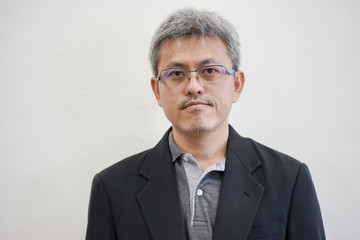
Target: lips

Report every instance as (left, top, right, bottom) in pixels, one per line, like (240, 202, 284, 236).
(178, 97, 214, 110)
(184, 101, 209, 109)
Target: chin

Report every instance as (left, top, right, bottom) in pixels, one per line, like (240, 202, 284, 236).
(189, 125, 207, 134)
(188, 119, 210, 134)
(172, 116, 216, 135)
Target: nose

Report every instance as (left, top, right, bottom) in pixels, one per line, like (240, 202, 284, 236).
(184, 72, 204, 97)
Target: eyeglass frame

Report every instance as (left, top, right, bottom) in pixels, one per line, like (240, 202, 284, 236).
(156, 65, 236, 84)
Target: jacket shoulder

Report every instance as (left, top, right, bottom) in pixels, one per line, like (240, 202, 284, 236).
(228, 125, 302, 174)
(242, 137, 307, 192)
(98, 149, 151, 181)
(247, 138, 301, 167)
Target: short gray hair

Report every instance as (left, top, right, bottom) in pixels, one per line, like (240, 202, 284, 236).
(149, 8, 241, 76)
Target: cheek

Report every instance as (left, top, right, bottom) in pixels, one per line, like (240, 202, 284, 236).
(159, 90, 179, 112)
(213, 85, 235, 108)
(216, 96, 233, 112)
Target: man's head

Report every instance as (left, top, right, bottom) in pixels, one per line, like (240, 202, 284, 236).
(150, 9, 244, 136)
(149, 8, 241, 77)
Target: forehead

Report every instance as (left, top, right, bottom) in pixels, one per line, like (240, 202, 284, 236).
(158, 36, 232, 69)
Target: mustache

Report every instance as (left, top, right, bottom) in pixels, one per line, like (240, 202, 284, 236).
(178, 97, 215, 110)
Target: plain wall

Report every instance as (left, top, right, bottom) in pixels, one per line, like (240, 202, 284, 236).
(1, 0, 359, 239)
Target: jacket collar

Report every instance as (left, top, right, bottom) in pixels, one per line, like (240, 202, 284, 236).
(138, 125, 262, 178)
(227, 125, 262, 173)
(138, 127, 173, 180)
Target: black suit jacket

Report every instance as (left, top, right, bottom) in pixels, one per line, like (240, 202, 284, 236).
(86, 126, 325, 239)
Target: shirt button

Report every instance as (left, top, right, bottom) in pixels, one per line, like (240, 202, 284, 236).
(197, 189, 203, 196)
(183, 156, 189, 162)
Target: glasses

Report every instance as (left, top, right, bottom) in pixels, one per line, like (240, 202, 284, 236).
(157, 65, 236, 87)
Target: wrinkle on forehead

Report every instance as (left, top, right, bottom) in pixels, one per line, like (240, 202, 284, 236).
(158, 37, 231, 70)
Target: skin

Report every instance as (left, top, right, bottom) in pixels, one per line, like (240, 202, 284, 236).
(151, 36, 245, 171)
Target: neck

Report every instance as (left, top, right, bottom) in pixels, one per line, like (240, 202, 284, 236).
(172, 124, 229, 171)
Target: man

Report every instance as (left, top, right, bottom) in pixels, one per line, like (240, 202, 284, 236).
(86, 8, 325, 240)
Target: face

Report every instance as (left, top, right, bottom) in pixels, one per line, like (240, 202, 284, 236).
(151, 37, 244, 136)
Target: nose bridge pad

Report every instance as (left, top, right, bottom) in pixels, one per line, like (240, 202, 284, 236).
(186, 71, 203, 95)
(187, 70, 200, 82)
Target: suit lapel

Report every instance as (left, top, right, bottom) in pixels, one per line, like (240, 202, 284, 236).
(213, 126, 265, 240)
(136, 126, 264, 240)
(137, 129, 186, 240)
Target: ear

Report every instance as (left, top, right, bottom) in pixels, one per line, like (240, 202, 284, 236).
(233, 71, 245, 103)
(151, 77, 162, 107)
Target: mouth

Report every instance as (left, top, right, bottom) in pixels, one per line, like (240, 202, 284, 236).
(180, 99, 213, 110)
(184, 101, 209, 109)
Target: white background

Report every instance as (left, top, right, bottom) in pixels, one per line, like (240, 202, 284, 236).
(1, 0, 359, 239)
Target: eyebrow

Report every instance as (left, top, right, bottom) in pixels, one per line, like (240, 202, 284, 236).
(165, 58, 220, 69)
(199, 58, 219, 66)
(166, 62, 187, 68)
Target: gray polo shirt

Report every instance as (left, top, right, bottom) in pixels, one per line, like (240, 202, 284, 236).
(169, 131, 225, 240)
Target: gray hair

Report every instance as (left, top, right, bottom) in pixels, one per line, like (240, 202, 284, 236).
(149, 8, 241, 77)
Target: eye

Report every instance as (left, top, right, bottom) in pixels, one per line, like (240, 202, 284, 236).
(172, 71, 184, 76)
(206, 68, 215, 73)
(166, 69, 187, 81)
(201, 66, 221, 75)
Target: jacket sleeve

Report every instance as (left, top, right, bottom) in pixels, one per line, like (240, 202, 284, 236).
(286, 163, 326, 239)
(86, 174, 117, 240)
